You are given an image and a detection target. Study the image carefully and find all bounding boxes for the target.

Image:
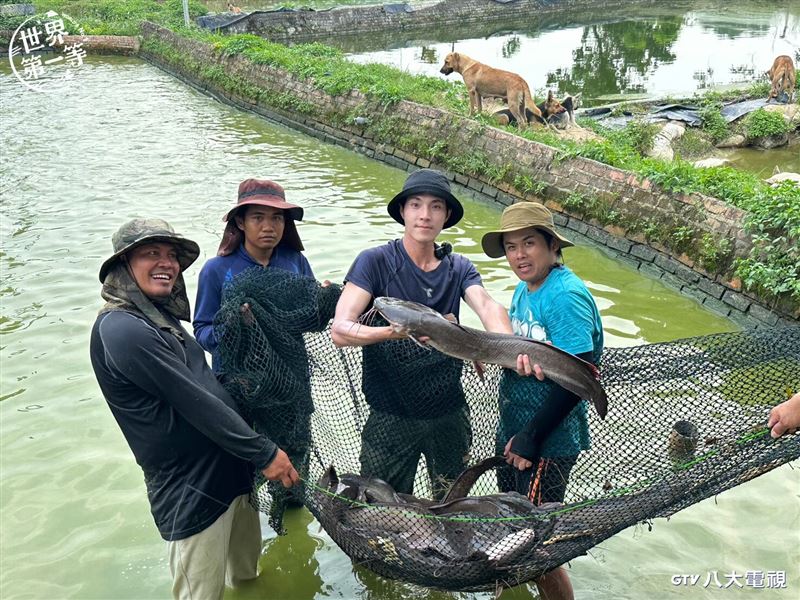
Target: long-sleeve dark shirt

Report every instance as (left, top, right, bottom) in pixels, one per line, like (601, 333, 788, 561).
(90, 309, 277, 541)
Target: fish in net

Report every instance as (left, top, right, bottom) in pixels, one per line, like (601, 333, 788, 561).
(215, 268, 800, 590)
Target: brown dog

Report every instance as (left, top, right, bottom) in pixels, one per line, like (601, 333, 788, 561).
(440, 52, 543, 128)
(767, 55, 796, 103)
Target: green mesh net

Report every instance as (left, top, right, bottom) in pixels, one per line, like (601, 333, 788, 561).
(215, 268, 800, 591)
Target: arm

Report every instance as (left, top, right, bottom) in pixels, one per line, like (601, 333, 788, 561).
(768, 392, 800, 438)
(102, 314, 283, 474)
(464, 284, 543, 378)
(193, 261, 221, 353)
(330, 282, 404, 347)
(463, 284, 513, 334)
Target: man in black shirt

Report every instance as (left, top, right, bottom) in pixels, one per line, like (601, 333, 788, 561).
(89, 218, 298, 600)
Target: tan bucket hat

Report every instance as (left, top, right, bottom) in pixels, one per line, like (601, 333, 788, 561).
(481, 202, 574, 258)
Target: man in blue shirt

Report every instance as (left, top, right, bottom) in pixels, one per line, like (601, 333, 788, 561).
(331, 169, 518, 498)
(193, 178, 314, 372)
(482, 201, 604, 600)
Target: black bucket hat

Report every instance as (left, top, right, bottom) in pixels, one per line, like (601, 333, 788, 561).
(99, 218, 200, 282)
(387, 169, 464, 229)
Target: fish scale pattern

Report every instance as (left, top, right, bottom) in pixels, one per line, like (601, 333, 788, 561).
(215, 268, 800, 591)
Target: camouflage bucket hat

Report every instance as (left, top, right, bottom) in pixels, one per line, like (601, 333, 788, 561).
(98, 218, 201, 282)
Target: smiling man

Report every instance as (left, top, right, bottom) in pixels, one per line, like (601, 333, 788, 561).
(331, 169, 515, 497)
(194, 178, 314, 372)
(89, 219, 298, 600)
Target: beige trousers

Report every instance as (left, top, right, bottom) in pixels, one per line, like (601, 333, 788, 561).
(168, 494, 261, 600)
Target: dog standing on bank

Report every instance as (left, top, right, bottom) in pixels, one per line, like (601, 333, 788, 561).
(767, 55, 796, 103)
(440, 52, 544, 129)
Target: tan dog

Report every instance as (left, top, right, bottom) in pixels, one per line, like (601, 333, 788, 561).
(440, 52, 543, 128)
(766, 55, 796, 103)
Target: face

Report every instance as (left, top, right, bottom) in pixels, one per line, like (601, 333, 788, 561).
(439, 52, 457, 75)
(502, 227, 560, 290)
(126, 242, 180, 299)
(399, 193, 451, 244)
(236, 205, 285, 252)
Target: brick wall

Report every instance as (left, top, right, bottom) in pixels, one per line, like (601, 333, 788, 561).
(139, 23, 798, 326)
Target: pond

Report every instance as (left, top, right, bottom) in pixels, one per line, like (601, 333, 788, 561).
(341, 0, 800, 106)
(0, 56, 797, 600)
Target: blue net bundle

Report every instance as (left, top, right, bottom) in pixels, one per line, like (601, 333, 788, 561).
(214, 268, 800, 591)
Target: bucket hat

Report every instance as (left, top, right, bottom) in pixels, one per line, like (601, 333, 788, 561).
(387, 169, 463, 229)
(99, 218, 200, 282)
(481, 202, 574, 258)
(218, 178, 305, 256)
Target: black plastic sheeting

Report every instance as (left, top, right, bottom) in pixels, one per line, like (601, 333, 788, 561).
(582, 97, 792, 129)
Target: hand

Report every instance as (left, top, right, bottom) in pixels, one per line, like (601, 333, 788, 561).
(240, 302, 256, 327)
(261, 449, 299, 488)
(515, 354, 545, 380)
(768, 392, 800, 438)
(504, 437, 533, 471)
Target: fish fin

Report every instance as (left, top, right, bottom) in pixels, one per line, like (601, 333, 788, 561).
(473, 360, 485, 381)
(408, 334, 432, 349)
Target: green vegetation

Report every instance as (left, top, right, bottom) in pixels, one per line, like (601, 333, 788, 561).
(213, 34, 461, 108)
(744, 108, 791, 140)
(13, 4, 797, 306)
(23, 0, 208, 36)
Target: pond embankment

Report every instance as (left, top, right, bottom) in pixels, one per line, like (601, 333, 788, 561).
(137, 22, 798, 326)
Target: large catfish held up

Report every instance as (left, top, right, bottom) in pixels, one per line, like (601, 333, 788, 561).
(373, 296, 608, 418)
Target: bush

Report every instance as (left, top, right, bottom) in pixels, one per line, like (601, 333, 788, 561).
(744, 108, 790, 139)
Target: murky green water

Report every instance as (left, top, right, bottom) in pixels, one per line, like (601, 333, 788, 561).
(717, 144, 800, 177)
(343, 0, 800, 105)
(1, 57, 797, 600)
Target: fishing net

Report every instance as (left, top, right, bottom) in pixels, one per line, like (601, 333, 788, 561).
(215, 268, 800, 591)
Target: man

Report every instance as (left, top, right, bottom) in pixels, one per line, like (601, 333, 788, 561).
(331, 169, 519, 498)
(89, 219, 298, 600)
(481, 201, 604, 600)
(194, 178, 314, 372)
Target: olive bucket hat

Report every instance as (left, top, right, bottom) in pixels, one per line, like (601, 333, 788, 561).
(481, 202, 574, 258)
(387, 169, 464, 229)
(98, 218, 201, 282)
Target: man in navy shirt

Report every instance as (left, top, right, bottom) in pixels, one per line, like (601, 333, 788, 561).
(90, 219, 298, 600)
(194, 178, 314, 372)
(332, 169, 524, 497)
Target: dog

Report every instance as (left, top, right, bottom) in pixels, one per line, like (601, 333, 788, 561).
(766, 55, 796, 103)
(439, 52, 543, 129)
(493, 91, 581, 129)
(227, 2, 242, 14)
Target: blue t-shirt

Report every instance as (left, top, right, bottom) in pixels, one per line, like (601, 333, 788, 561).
(345, 239, 483, 417)
(499, 265, 603, 457)
(193, 243, 314, 371)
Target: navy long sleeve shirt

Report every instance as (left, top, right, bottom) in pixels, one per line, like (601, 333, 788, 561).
(90, 309, 278, 541)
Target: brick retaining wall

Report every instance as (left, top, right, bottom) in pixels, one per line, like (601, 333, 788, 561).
(139, 23, 798, 327)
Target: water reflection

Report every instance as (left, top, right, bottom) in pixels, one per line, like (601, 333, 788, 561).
(343, 0, 800, 103)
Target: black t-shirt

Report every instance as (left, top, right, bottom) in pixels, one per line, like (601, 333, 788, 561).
(90, 310, 277, 541)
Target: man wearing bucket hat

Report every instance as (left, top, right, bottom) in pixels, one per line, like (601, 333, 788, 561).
(194, 178, 315, 372)
(89, 219, 299, 600)
(482, 201, 604, 600)
(331, 169, 518, 497)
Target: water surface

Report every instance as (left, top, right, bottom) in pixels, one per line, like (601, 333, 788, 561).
(1, 56, 797, 600)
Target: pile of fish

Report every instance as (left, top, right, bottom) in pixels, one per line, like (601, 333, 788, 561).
(311, 457, 562, 589)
